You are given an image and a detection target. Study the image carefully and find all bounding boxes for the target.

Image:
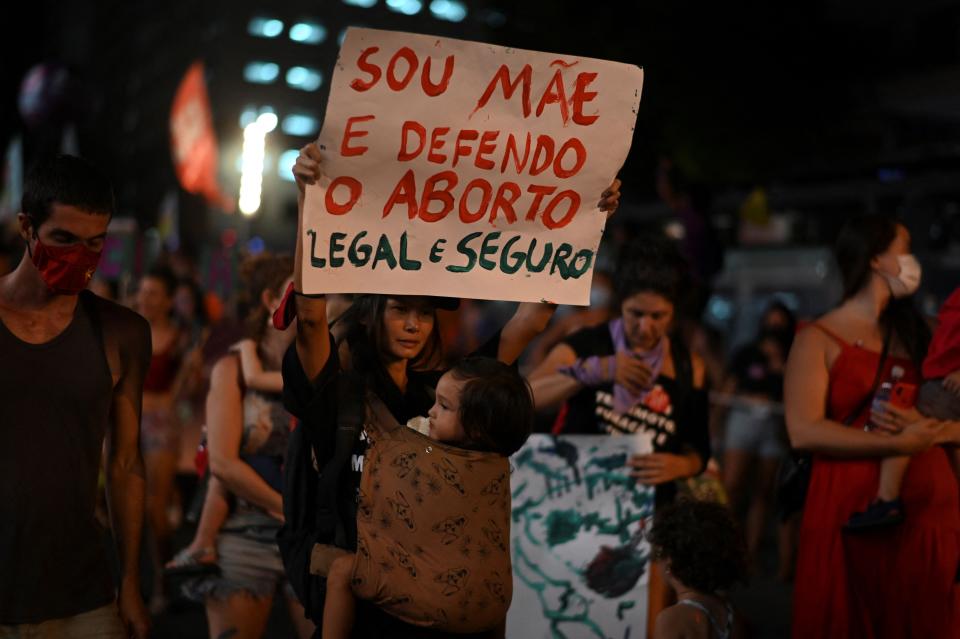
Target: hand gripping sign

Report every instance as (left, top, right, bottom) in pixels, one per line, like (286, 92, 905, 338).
(300, 28, 643, 304)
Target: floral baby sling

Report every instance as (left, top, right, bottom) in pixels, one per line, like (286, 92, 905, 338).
(349, 392, 513, 632)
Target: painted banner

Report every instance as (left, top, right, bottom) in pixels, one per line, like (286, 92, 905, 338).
(301, 28, 643, 304)
(508, 433, 655, 638)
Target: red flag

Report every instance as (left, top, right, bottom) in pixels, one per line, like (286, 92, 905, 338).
(170, 61, 233, 211)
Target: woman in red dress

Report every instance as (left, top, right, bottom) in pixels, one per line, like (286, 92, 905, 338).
(784, 215, 959, 638)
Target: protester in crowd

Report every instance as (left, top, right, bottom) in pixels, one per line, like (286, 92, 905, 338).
(173, 277, 209, 342)
(649, 500, 747, 639)
(276, 141, 620, 638)
(135, 264, 202, 609)
(184, 252, 315, 639)
(0, 155, 150, 638)
(785, 214, 958, 637)
(528, 234, 711, 634)
(170, 277, 212, 479)
(718, 302, 795, 573)
(167, 287, 355, 582)
(321, 357, 535, 639)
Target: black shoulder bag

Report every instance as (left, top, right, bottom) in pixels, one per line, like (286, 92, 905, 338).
(776, 326, 892, 519)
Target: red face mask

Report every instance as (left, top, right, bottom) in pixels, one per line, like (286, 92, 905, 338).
(30, 237, 102, 295)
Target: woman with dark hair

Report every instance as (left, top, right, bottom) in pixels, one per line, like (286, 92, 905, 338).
(278, 142, 621, 638)
(134, 265, 198, 609)
(718, 301, 796, 574)
(785, 215, 957, 638)
(173, 277, 209, 340)
(190, 253, 315, 639)
(529, 233, 710, 633)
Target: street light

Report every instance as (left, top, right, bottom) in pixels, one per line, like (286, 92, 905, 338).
(239, 119, 269, 215)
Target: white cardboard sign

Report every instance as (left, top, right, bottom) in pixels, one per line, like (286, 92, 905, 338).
(301, 27, 642, 304)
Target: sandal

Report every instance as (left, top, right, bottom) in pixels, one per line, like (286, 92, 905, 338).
(163, 546, 219, 577)
(843, 498, 905, 533)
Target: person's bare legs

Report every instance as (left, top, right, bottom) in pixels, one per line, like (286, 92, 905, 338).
(722, 448, 754, 567)
(144, 447, 178, 610)
(743, 457, 779, 572)
(722, 449, 752, 513)
(167, 475, 229, 567)
(206, 592, 273, 639)
(876, 455, 910, 501)
(322, 554, 358, 639)
(144, 448, 179, 559)
(285, 591, 317, 639)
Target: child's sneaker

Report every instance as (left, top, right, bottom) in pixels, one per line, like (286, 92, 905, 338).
(843, 498, 904, 533)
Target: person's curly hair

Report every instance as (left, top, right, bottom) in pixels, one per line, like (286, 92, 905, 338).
(648, 499, 747, 594)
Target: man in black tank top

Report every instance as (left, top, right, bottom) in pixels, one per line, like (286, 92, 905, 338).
(0, 156, 151, 638)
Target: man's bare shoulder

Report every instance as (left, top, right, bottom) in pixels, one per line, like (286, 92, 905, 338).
(88, 293, 147, 331)
(86, 293, 150, 362)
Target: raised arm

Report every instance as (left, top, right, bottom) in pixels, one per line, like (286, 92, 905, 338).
(528, 342, 584, 410)
(498, 302, 557, 365)
(292, 141, 331, 381)
(498, 178, 621, 365)
(785, 326, 940, 456)
(206, 357, 284, 517)
(105, 312, 151, 639)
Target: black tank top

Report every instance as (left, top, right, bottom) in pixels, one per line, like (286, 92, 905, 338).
(0, 291, 116, 623)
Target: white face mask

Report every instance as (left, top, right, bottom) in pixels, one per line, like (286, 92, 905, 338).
(880, 254, 922, 298)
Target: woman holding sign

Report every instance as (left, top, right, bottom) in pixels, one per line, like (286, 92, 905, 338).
(276, 141, 621, 638)
(529, 235, 711, 634)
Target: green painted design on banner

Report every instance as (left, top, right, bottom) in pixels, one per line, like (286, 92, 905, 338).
(511, 436, 655, 634)
(617, 601, 636, 621)
(429, 237, 447, 263)
(372, 233, 397, 270)
(398, 231, 422, 270)
(524, 238, 552, 273)
(498, 234, 524, 274)
(307, 229, 325, 267)
(514, 541, 607, 639)
(478, 231, 502, 271)
(329, 232, 347, 267)
(349, 231, 372, 266)
(446, 231, 483, 273)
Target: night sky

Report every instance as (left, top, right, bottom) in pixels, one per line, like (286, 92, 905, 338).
(3, 1, 959, 202)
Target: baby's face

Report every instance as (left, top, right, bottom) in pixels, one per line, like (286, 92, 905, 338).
(428, 373, 468, 444)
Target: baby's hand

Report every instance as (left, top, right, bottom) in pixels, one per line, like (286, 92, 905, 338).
(943, 370, 960, 396)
